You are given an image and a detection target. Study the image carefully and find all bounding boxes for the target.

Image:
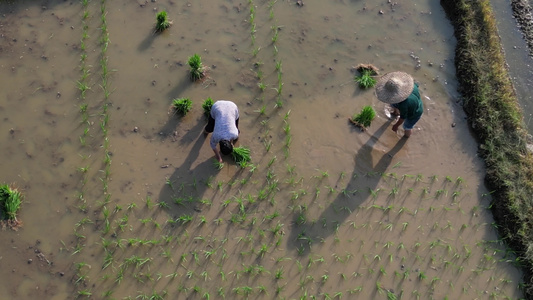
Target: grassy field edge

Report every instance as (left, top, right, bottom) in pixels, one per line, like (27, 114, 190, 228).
(441, 0, 533, 297)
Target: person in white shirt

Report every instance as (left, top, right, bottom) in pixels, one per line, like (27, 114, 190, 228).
(203, 100, 240, 163)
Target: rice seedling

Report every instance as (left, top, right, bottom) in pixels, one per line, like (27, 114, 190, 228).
(387, 290, 397, 300)
(0, 184, 22, 224)
(275, 60, 282, 72)
(350, 106, 376, 129)
(354, 68, 377, 89)
(418, 271, 426, 280)
(213, 159, 224, 170)
(76, 80, 91, 98)
(202, 97, 214, 117)
(188, 53, 205, 81)
(275, 97, 283, 109)
(155, 10, 172, 32)
(232, 146, 251, 165)
(258, 82, 267, 92)
(172, 98, 193, 115)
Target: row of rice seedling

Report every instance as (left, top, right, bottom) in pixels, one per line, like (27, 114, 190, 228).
(70, 0, 116, 296)
(64, 1, 522, 299)
(82, 167, 520, 299)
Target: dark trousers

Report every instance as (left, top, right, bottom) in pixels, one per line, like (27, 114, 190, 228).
(205, 115, 216, 133)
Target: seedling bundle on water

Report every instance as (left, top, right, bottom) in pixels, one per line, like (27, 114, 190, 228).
(188, 54, 205, 81)
(202, 97, 214, 117)
(350, 105, 376, 129)
(0, 184, 22, 229)
(155, 10, 171, 32)
(354, 63, 379, 89)
(232, 146, 251, 167)
(172, 98, 192, 115)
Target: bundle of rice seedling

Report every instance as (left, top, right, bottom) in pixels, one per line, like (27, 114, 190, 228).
(355, 69, 378, 89)
(172, 98, 192, 115)
(0, 184, 22, 229)
(232, 146, 251, 166)
(202, 97, 214, 117)
(353, 63, 379, 89)
(350, 105, 376, 129)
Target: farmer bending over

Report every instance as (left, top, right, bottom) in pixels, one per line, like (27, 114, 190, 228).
(375, 71, 423, 138)
(204, 100, 240, 162)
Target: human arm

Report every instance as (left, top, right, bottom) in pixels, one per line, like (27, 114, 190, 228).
(213, 147, 223, 163)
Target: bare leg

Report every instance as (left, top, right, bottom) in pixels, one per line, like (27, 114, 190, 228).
(404, 129, 412, 138)
(391, 107, 400, 116)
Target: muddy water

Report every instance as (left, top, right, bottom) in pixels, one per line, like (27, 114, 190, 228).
(0, 0, 524, 299)
(489, 0, 533, 132)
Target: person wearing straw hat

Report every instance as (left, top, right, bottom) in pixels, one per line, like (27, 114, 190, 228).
(375, 71, 423, 138)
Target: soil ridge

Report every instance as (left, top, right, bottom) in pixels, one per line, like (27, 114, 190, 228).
(441, 0, 533, 298)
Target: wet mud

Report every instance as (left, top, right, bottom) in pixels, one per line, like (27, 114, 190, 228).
(0, 0, 525, 298)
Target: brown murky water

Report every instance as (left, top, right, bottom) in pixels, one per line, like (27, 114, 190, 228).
(0, 0, 524, 299)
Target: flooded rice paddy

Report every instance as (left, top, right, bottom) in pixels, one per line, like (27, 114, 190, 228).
(0, 0, 525, 299)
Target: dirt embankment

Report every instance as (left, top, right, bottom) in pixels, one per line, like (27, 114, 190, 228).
(512, 0, 533, 56)
(441, 0, 533, 298)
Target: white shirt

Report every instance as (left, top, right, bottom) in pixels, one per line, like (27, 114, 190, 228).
(210, 100, 239, 149)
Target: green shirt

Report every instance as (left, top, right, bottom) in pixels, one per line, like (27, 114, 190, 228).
(394, 84, 423, 120)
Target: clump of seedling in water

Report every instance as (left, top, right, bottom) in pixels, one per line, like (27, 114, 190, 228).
(202, 97, 214, 118)
(354, 63, 379, 89)
(232, 146, 251, 167)
(172, 98, 192, 115)
(155, 10, 172, 32)
(188, 54, 205, 81)
(350, 106, 376, 130)
(0, 184, 23, 229)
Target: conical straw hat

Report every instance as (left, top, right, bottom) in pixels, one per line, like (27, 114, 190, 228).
(375, 71, 414, 104)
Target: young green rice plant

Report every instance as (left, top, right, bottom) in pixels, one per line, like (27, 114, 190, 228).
(350, 105, 376, 129)
(155, 10, 172, 32)
(76, 80, 91, 98)
(213, 159, 224, 170)
(188, 53, 205, 81)
(232, 146, 251, 165)
(0, 184, 22, 225)
(354, 64, 378, 88)
(202, 97, 214, 118)
(255, 104, 266, 115)
(172, 98, 192, 115)
(354, 68, 377, 89)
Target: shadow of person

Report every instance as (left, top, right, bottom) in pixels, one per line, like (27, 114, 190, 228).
(156, 125, 221, 233)
(158, 112, 207, 145)
(287, 119, 407, 254)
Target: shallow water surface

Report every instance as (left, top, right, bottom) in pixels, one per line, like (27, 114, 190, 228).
(0, 0, 524, 298)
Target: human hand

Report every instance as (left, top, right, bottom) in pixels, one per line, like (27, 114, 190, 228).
(392, 124, 399, 132)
